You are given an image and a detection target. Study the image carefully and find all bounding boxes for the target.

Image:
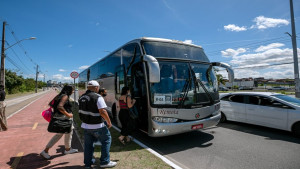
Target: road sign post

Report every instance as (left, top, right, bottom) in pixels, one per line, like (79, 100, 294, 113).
(70, 71, 79, 103)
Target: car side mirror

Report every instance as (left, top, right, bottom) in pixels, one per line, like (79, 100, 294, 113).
(212, 62, 234, 83)
(143, 55, 160, 83)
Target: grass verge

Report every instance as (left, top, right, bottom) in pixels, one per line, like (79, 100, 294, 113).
(6, 89, 45, 99)
(71, 102, 172, 169)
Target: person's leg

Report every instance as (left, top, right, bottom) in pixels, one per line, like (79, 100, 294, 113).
(64, 128, 78, 154)
(84, 129, 96, 167)
(64, 128, 73, 150)
(119, 110, 129, 137)
(45, 133, 63, 152)
(0, 102, 7, 131)
(97, 127, 111, 165)
(40, 133, 63, 159)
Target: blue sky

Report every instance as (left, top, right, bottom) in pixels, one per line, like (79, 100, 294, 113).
(1, 0, 299, 82)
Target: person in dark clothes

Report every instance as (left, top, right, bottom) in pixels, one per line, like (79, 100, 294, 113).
(40, 85, 78, 159)
(0, 85, 7, 131)
(118, 86, 136, 144)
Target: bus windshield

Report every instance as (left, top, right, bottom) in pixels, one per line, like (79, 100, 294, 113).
(149, 61, 218, 107)
(143, 41, 210, 62)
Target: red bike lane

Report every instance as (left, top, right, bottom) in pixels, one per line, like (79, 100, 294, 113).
(0, 90, 84, 169)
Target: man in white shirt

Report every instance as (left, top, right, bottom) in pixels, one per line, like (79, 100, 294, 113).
(79, 80, 117, 168)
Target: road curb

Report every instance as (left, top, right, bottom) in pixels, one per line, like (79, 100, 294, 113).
(112, 125, 183, 169)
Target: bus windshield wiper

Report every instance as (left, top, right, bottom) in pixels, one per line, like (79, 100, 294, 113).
(178, 71, 192, 108)
(189, 63, 214, 105)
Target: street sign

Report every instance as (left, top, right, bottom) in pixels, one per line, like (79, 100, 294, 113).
(70, 71, 79, 79)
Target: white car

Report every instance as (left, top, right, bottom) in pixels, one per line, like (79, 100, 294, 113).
(220, 92, 300, 136)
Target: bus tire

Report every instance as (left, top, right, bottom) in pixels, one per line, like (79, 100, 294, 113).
(292, 122, 300, 137)
(220, 112, 227, 123)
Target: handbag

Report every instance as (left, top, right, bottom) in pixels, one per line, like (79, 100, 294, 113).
(126, 96, 138, 119)
(42, 107, 53, 122)
(47, 117, 72, 133)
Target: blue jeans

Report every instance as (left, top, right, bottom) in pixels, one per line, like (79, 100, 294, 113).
(83, 127, 111, 167)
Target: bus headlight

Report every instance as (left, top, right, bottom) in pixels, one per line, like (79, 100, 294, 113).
(152, 117, 178, 123)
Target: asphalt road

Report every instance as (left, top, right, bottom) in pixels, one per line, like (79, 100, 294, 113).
(8, 90, 299, 169)
(133, 121, 300, 169)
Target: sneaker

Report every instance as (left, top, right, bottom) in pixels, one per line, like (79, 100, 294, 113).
(40, 150, 51, 159)
(64, 148, 78, 154)
(100, 161, 117, 168)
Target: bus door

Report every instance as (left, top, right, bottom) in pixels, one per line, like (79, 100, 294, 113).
(131, 62, 148, 131)
(115, 64, 126, 100)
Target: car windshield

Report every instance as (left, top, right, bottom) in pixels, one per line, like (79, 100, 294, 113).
(149, 61, 218, 107)
(273, 95, 300, 106)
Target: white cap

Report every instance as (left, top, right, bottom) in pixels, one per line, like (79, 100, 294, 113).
(87, 80, 100, 87)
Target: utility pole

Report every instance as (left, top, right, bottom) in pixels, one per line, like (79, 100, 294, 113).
(0, 22, 6, 88)
(43, 74, 46, 91)
(35, 65, 39, 93)
(289, 0, 300, 98)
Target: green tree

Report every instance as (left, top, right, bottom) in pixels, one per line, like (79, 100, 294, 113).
(24, 78, 36, 91)
(5, 69, 24, 94)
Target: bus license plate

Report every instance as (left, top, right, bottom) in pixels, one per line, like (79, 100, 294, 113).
(191, 124, 203, 130)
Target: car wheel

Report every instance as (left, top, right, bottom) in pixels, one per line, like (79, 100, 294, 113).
(220, 112, 227, 122)
(292, 122, 300, 137)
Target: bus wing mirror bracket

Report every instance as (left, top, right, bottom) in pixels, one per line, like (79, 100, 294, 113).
(212, 62, 234, 83)
(143, 55, 160, 83)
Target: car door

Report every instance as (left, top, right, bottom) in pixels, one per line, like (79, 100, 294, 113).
(221, 94, 247, 122)
(246, 95, 288, 130)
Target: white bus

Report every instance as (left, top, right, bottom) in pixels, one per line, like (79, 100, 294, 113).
(78, 37, 234, 137)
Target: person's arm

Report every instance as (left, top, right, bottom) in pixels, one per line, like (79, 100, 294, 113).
(99, 108, 112, 128)
(57, 95, 73, 118)
(126, 96, 136, 108)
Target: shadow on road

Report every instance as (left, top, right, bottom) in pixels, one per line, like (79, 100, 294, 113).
(218, 121, 300, 144)
(134, 130, 214, 155)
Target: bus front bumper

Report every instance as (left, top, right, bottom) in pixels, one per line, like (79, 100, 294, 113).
(149, 112, 221, 137)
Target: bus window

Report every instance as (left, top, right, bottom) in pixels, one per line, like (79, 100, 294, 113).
(115, 65, 126, 95)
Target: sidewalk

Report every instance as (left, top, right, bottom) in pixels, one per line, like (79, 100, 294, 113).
(0, 90, 84, 169)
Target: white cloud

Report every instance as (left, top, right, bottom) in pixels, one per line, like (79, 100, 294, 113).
(224, 24, 247, 32)
(225, 44, 300, 79)
(263, 69, 293, 79)
(52, 74, 72, 82)
(183, 40, 193, 44)
(79, 65, 90, 70)
(221, 48, 247, 57)
(59, 69, 67, 72)
(255, 43, 285, 52)
(38, 74, 44, 78)
(251, 16, 289, 29)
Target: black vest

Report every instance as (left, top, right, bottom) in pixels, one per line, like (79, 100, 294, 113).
(78, 90, 104, 124)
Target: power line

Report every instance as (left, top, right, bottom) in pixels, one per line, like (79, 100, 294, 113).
(7, 25, 38, 66)
(6, 55, 22, 72)
(5, 41, 35, 74)
(232, 62, 295, 70)
(206, 33, 300, 57)
(206, 38, 291, 57)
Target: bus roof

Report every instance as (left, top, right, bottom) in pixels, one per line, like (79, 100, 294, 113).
(79, 37, 204, 74)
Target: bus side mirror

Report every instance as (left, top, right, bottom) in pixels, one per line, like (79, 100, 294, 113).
(143, 55, 160, 83)
(212, 62, 234, 83)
